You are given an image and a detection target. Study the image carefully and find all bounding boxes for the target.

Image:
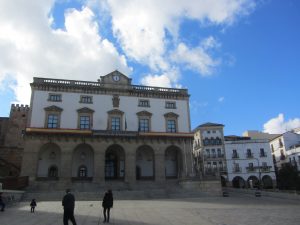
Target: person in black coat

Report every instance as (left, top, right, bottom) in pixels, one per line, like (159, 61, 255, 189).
(62, 189, 77, 225)
(102, 189, 113, 223)
(0, 193, 5, 212)
(30, 199, 37, 213)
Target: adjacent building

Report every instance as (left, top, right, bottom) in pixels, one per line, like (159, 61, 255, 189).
(270, 131, 300, 172)
(224, 136, 276, 188)
(193, 123, 227, 185)
(20, 71, 194, 190)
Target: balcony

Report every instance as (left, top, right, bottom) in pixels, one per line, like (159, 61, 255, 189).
(232, 153, 239, 159)
(246, 167, 255, 172)
(260, 166, 272, 172)
(260, 153, 267, 157)
(246, 153, 254, 158)
(233, 167, 242, 173)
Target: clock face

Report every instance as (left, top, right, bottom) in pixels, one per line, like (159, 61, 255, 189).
(112, 74, 120, 82)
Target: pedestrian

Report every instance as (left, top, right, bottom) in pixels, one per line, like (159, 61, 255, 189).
(102, 189, 113, 223)
(0, 192, 5, 212)
(30, 199, 37, 213)
(62, 189, 77, 225)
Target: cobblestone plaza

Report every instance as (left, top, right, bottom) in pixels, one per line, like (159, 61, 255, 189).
(1, 194, 300, 225)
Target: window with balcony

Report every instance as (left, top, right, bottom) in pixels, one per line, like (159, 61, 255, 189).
(217, 148, 222, 157)
(260, 148, 266, 157)
(247, 163, 254, 171)
(233, 163, 241, 172)
(211, 149, 216, 158)
(80, 95, 93, 104)
(232, 149, 239, 158)
(203, 138, 210, 146)
(218, 161, 224, 171)
(165, 101, 176, 109)
(246, 149, 253, 158)
(48, 93, 62, 102)
(138, 99, 150, 107)
(44, 105, 63, 129)
(205, 149, 210, 158)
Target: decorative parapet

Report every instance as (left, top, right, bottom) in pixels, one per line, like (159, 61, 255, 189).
(10, 104, 30, 112)
(31, 77, 189, 99)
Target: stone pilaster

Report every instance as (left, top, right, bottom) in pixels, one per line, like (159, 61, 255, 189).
(93, 151, 105, 183)
(20, 140, 39, 183)
(60, 145, 73, 187)
(155, 152, 165, 182)
(125, 153, 136, 184)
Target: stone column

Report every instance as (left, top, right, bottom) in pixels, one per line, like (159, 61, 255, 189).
(155, 152, 165, 183)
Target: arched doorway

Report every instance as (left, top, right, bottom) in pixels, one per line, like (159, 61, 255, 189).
(105, 145, 125, 180)
(247, 176, 259, 188)
(136, 145, 154, 180)
(165, 146, 182, 179)
(37, 143, 61, 179)
(262, 175, 273, 189)
(232, 176, 246, 188)
(72, 144, 94, 180)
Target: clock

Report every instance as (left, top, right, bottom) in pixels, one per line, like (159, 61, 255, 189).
(112, 74, 120, 82)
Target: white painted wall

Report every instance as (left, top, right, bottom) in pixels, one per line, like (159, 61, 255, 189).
(30, 90, 190, 132)
(225, 140, 276, 182)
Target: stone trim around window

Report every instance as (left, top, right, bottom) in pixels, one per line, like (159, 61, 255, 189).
(136, 111, 152, 132)
(44, 105, 63, 128)
(107, 109, 124, 130)
(164, 112, 179, 133)
(77, 107, 94, 130)
(79, 95, 93, 104)
(48, 93, 62, 102)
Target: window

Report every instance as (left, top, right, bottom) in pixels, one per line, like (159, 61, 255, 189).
(203, 138, 210, 146)
(206, 149, 210, 158)
(167, 120, 176, 133)
(232, 149, 238, 158)
(80, 95, 93, 104)
(207, 130, 211, 134)
(107, 109, 124, 131)
(77, 107, 94, 130)
(111, 117, 121, 130)
(138, 99, 150, 107)
(234, 163, 240, 172)
(44, 105, 63, 128)
(137, 111, 152, 132)
(248, 163, 254, 171)
(212, 130, 216, 133)
(246, 149, 253, 158)
(217, 149, 222, 157)
(219, 161, 223, 171)
(47, 114, 58, 128)
(211, 149, 216, 158)
(78, 166, 87, 177)
(80, 116, 90, 129)
(48, 93, 62, 102)
(139, 119, 149, 132)
(48, 166, 58, 178)
(165, 101, 176, 109)
(260, 148, 266, 157)
(216, 137, 222, 145)
(164, 112, 179, 133)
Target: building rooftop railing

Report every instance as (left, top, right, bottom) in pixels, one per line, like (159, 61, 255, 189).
(33, 77, 188, 95)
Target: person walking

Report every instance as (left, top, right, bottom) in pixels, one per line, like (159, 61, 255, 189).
(62, 189, 77, 225)
(0, 193, 5, 212)
(30, 199, 37, 213)
(102, 189, 113, 223)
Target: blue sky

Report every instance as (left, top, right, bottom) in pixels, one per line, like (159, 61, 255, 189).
(0, 0, 299, 135)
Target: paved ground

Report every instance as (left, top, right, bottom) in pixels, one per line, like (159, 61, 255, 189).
(1, 194, 300, 225)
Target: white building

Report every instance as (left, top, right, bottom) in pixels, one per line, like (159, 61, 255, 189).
(243, 130, 279, 140)
(193, 123, 227, 185)
(21, 71, 194, 190)
(270, 131, 300, 171)
(224, 136, 276, 188)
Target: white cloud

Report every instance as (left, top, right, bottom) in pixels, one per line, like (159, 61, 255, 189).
(140, 68, 180, 87)
(263, 113, 300, 134)
(171, 41, 220, 76)
(107, 0, 255, 72)
(0, 1, 131, 104)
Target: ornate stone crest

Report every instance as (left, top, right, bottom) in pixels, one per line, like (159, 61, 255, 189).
(112, 95, 120, 108)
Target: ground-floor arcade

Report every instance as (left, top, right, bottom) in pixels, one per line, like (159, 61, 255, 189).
(21, 131, 194, 190)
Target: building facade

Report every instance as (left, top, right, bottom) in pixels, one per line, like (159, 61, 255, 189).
(20, 71, 194, 190)
(193, 123, 227, 185)
(224, 136, 276, 188)
(270, 131, 300, 172)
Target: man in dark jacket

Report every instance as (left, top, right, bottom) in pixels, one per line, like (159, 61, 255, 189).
(62, 189, 77, 225)
(102, 189, 113, 223)
(0, 193, 5, 212)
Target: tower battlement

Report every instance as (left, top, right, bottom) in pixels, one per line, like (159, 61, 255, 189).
(10, 104, 30, 114)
